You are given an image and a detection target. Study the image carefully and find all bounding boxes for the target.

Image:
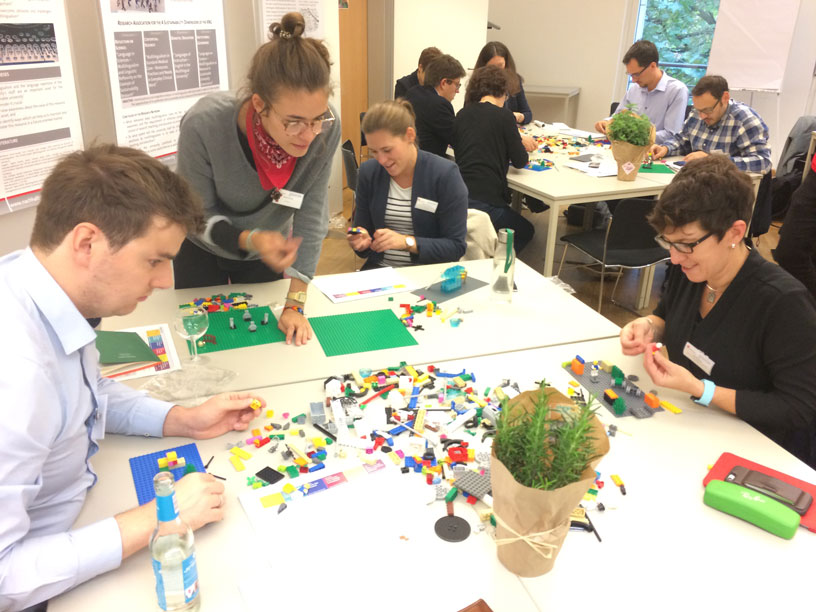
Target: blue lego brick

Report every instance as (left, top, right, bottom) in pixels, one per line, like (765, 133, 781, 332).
(129, 443, 205, 505)
(389, 424, 407, 435)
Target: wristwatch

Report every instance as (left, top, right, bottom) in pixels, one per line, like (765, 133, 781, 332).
(692, 379, 716, 406)
(286, 291, 307, 304)
(405, 236, 416, 250)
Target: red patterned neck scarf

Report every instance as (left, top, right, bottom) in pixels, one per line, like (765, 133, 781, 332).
(245, 104, 296, 190)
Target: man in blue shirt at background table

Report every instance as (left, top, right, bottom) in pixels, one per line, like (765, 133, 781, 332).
(594, 39, 689, 144)
(0, 144, 264, 611)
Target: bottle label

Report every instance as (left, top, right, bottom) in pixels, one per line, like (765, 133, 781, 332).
(152, 554, 199, 610)
(156, 493, 179, 522)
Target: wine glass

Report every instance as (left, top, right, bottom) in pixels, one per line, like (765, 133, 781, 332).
(173, 307, 209, 363)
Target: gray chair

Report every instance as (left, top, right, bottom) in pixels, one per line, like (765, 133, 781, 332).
(557, 197, 669, 312)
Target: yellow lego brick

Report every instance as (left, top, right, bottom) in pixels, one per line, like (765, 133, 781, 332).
(582, 492, 597, 501)
(249, 399, 262, 411)
(252, 481, 262, 489)
(387, 451, 402, 465)
(599, 360, 613, 373)
(467, 393, 487, 408)
(567, 388, 575, 396)
(282, 483, 296, 494)
(264, 425, 272, 432)
(265, 409, 275, 418)
(294, 457, 308, 467)
(234, 303, 247, 309)
(166, 451, 177, 461)
(176, 457, 186, 467)
(229, 455, 245, 472)
(260, 492, 285, 508)
(251, 428, 261, 437)
(568, 380, 579, 388)
(659, 400, 683, 414)
(352, 370, 365, 387)
(415, 373, 429, 384)
(362, 455, 377, 465)
(452, 376, 466, 388)
(494, 387, 507, 402)
(467, 449, 475, 461)
(312, 437, 326, 449)
(230, 447, 252, 460)
(288, 429, 301, 436)
(406, 365, 419, 378)
(414, 408, 426, 433)
(157, 457, 168, 468)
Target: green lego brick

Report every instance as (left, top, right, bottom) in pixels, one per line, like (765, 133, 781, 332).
(703, 480, 800, 539)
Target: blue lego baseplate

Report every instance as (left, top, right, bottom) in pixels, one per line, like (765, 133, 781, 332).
(129, 443, 205, 505)
(562, 360, 664, 418)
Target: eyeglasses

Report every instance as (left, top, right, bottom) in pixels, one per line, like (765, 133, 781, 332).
(695, 98, 722, 118)
(627, 64, 649, 80)
(654, 231, 713, 254)
(446, 79, 462, 92)
(268, 105, 335, 136)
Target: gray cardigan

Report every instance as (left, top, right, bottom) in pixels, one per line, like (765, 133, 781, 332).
(176, 92, 341, 282)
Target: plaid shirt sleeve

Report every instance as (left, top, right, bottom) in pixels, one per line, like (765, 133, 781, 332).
(729, 108, 772, 174)
(661, 116, 694, 157)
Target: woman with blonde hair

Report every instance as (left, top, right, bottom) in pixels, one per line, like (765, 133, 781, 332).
(348, 100, 467, 268)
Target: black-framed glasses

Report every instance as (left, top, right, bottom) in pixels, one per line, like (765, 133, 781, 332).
(695, 98, 722, 117)
(654, 231, 714, 254)
(628, 64, 649, 80)
(268, 105, 335, 136)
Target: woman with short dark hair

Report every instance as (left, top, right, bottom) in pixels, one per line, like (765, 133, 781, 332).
(620, 155, 816, 468)
(452, 65, 533, 253)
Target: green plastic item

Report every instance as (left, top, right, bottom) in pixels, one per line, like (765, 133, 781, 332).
(445, 488, 459, 502)
(309, 309, 418, 357)
(703, 480, 800, 539)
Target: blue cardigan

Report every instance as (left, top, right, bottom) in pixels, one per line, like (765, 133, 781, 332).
(352, 149, 467, 266)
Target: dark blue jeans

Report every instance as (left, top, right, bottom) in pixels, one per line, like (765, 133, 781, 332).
(468, 198, 534, 254)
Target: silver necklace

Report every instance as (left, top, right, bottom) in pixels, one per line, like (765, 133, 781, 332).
(704, 283, 720, 304)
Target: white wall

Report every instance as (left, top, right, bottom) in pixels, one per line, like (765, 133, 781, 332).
(393, 0, 489, 113)
(488, 0, 633, 132)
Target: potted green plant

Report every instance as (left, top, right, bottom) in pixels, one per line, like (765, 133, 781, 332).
(491, 381, 609, 576)
(607, 105, 656, 181)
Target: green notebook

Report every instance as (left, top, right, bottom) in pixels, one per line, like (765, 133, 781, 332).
(95, 330, 160, 364)
(309, 309, 418, 357)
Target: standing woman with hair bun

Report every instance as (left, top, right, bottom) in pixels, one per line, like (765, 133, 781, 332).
(175, 12, 340, 346)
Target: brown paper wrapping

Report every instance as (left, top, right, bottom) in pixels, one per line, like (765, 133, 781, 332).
(491, 388, 609, 577)
(610, 122, 656, 181)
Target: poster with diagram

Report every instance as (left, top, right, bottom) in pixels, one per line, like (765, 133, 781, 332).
(99, 0, 228, 161)
(258, 0, 323, 43)
(0, 1, 83, 215)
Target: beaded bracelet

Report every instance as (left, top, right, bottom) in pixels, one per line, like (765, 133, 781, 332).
(284, 305, 304, 315)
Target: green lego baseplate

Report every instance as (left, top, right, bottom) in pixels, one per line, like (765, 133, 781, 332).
(187, 306, 286, 355)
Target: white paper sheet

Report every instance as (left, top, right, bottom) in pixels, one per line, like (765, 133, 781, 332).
(311, 266, 419, 303)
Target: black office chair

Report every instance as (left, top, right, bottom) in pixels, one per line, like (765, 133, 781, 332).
(341, 139, 358, 193)
(359, 111, 367, 163)
(557, 198, 669, 312)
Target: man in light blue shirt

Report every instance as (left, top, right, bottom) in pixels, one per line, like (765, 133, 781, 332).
(595, 40, 689, 144)
(0, 145, 265, 611)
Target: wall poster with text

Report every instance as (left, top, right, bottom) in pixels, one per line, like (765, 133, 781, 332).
(0, 0, 83, 215)
(100, 0, 229, 162)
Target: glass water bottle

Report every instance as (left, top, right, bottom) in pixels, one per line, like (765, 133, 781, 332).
(491, 228, 515, 303)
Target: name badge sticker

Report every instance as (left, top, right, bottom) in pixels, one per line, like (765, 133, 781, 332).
(682, 341, 715, 376)
(415, 197, 438, 213)
(276, 189, 304, 210)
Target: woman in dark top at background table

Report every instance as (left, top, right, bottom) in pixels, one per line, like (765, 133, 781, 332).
(348, 100, 467, 269)
(452, 65, 533, 253)
(474, 41, 532, 125)
(620, 155, 816, 468)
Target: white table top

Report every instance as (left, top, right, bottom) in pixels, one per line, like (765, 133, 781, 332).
(51, 337, 816, 611)
(104, 259, 620, 393)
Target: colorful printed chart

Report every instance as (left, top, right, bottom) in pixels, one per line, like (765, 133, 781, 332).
(311, 267, 419, 304)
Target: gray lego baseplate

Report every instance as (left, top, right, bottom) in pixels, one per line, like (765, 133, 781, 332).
(562, 360, 663, 419)
(453, 469, 492, 499)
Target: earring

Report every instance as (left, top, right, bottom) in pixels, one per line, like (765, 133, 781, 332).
(731, 243, 736, 249)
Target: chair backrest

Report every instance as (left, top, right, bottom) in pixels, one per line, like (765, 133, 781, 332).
(460, 209, 498, 260)
(359, 111, 367, 148)
(606, 197, 665, 252)
(609, 101, 619, 116)
(341, 139, 358, 192)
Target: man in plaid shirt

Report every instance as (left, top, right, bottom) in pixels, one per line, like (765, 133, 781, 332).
(651, 75, 771, 174)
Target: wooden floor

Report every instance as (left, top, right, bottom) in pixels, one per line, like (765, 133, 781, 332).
(317, 189, 781, 329)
